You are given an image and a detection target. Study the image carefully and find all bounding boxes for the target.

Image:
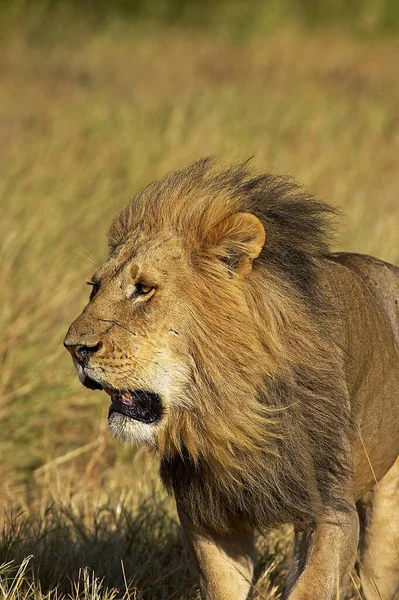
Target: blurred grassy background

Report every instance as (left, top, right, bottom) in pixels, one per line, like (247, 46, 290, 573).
(2, 0, 399, 36)
(1, 1, 399, 597)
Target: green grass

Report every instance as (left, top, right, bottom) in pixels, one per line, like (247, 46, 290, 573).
(1, 0, 399, 37)
(1, 15, 399, 599)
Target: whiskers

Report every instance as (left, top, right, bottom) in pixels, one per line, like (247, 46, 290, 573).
(97, 317, 168, 373)
(77, 245, 100, 270)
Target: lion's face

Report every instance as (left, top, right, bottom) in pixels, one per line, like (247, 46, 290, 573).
(65, 189, 266, 446)
(65, 234, 194, 445)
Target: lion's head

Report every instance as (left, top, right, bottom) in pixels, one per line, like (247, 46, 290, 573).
(64, 159, 272, 447)
(65, 160, 348, 529)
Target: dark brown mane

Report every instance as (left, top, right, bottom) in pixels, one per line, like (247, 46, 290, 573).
(109, 157, 337, 253)
(109, 158, 340, 308)
(110, 159, 351, 533)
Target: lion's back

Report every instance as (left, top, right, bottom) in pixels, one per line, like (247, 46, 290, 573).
(328, 252, 399, 348)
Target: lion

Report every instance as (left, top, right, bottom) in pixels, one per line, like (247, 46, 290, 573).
(64, 159, 399, 600)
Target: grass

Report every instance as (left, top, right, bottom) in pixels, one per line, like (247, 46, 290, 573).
(1, 456, 290, 598)
(1, 0, 399, 37)
(1, 14, 399, 599)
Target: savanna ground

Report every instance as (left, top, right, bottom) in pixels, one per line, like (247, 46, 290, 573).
(1, 2, 399, 598)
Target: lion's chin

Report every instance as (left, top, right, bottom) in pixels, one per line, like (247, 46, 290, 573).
(108, 412, 158, 445)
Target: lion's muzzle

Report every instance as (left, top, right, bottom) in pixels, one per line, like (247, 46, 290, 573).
(64, 330, 105, 390)
(64, 339, 102, 366)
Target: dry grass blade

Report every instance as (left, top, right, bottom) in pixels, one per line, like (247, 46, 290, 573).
(1, 556, 34, 600)
(33, 441, 101, 476)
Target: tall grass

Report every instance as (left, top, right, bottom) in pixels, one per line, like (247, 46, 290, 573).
(1, 14, 398, 599)
(1, 0, 399, 37)
(0, 455, 289, 598)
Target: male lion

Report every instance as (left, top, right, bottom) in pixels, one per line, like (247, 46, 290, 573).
(65, 159, 399, 600)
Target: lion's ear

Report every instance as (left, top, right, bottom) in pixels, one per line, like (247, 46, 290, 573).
(207, 212, 266, 276)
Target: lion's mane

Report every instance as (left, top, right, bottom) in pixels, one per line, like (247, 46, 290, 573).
(109, 159, 351, 533)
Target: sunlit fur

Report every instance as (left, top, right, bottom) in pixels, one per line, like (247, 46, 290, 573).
(109, 158, 351, 534)
(108, 412, 158, 445)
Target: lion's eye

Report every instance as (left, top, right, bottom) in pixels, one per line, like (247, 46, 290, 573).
(131, 282, 154, 298)
(87, 280, 100, 300)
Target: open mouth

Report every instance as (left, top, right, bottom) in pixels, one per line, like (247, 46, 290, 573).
(80, 374, 162, 425)
(108, 390, 163, 424)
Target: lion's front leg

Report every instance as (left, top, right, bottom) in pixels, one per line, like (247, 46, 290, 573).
(177, 503, 255, 600)
(286, 508, 359, 599)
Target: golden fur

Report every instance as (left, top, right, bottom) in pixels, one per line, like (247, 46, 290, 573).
(65, 159, 399, 599)
(107, 159, 349, 532)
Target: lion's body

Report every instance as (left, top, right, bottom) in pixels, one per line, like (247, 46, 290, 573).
(65, 160, 399, 599)
(329, 253, 399, 494)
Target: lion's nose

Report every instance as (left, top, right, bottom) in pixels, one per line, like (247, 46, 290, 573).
(64, 341, 103, 365)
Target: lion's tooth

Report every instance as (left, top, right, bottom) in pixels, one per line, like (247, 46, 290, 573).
(121, 392, 133, 403)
